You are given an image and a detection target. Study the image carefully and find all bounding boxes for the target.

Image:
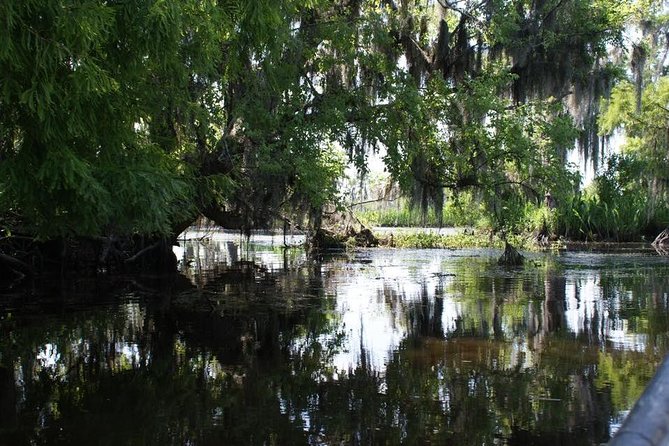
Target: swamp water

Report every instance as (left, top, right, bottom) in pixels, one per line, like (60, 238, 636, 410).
(1, 232, 669, 445)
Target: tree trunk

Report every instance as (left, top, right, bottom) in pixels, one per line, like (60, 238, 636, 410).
(498, 241, 524, 266)
(0, 365, 16, 431)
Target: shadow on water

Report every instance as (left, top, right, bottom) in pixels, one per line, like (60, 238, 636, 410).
(1, 231, 669, 445)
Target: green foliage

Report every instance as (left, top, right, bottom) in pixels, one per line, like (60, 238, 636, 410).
(367, 0, 626, 238)
(293, 145, 347, 210)
(1, 143, 192, 237)
(388, 231, 535, 250)
(556, 155, 667, 240)
(0, 0, 643, 243)
(593, 69, 669, 239)
(379, 66, 580, 233)
(0, 0, 227, 237)
(357, 207, 443, 228)
(594, 2, 669, 237)
(0, 0, 349, 238)
(356, 192, 489, 228)
(519, 203, 559, 235)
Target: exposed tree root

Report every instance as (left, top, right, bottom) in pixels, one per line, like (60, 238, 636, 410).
(309, 228, 346, 253)
(498, 241, 524, 266)
(308, 208, 379, 253)
(652, 228, 669, 255)
(652, 228, 669, 247)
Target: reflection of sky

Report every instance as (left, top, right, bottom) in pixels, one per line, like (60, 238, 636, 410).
(323, 250, 459, 371)
(175, 230, 308, 279)
(565, 277, 602, 337)
(565, 275, 650, 351)
(10, 237, 669, 441)
(310, 248, 669, 372)
(32, 301, 149, 379)
(174, 235, 669, 372)
(333, 275, 407, 371)
(319, 249, 481, 371)
(36, 343, 61, 370)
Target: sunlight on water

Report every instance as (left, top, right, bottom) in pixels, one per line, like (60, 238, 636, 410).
(1, 233, 668, 445)
(316, 248, 667, 374)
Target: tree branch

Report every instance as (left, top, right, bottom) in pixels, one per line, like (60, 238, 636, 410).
(124, 241, 163, 264)
(0, 252, 33, 277)
(348, 193, 401, 208)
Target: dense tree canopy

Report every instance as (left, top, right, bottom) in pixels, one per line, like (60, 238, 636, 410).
(1, 0, 667, 259)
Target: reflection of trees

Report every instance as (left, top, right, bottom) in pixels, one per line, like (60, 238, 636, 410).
(599, 271, 669, 351)
(277, 336, 613, 445)
(407, 283, 445, 339)
(0, 364, 16, 432)
(595, 350, 663, 415)
(544, 268, 566, 333)
(346, 256, 668, 444)
(2, 254, 669, 445)
(0, 262, 344, 445)
(312, 257, 669, 445)
(528, 267, 567, 350)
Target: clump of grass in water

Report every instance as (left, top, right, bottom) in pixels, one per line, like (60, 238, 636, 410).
(381, 231, 539, 250)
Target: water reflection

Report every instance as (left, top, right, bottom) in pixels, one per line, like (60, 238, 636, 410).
(1, 234, 668, 445)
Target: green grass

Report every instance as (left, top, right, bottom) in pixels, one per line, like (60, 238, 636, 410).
(379, 231, 540, 250)
(356, 207, 443, 227)
(355, 193, 490, 228)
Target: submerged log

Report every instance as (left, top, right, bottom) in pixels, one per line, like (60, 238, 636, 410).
(124, 241, 164, 264)
(498, 241, 524, 266)
(124, 238, 177, 272)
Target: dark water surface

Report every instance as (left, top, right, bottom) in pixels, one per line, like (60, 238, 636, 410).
(1, 232, 669, 445)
